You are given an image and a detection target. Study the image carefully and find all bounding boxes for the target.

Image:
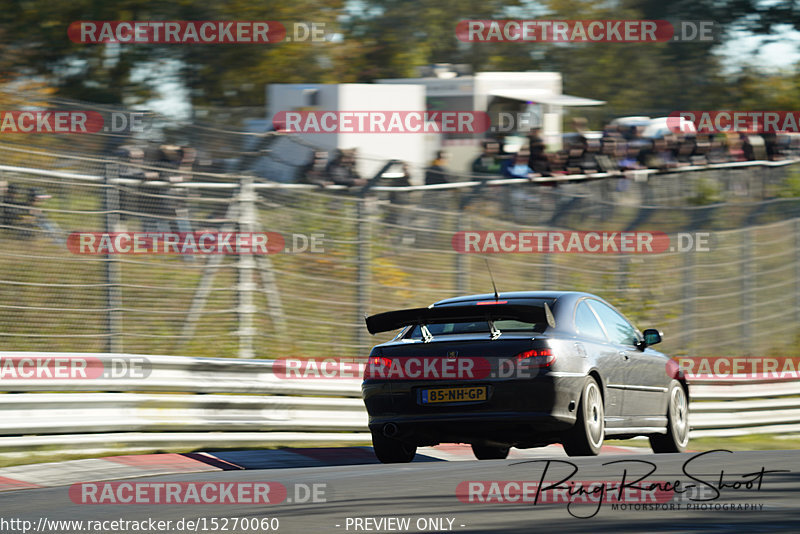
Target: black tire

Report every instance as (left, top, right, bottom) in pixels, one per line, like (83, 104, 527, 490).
(650, 380, 689, 453)
(471, 444, 510, 460)
(563, 377, 604, 457)
(371, 430, 417, 463)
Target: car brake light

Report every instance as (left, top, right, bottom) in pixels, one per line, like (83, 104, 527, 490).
(364, 356, 393, 379)
(515, 348, 555, 367)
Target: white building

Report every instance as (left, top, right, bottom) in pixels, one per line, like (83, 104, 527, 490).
(377, 70, 604, 173)
(263, 69, 603, 182)
(265, 83, 431, 183)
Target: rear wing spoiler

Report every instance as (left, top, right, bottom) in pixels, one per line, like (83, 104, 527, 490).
(365, 303, 555, 335)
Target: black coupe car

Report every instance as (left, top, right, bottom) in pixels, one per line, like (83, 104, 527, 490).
(362, 291, 689, 462)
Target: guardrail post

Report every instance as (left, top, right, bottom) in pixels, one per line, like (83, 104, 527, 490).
(104, 162, 123, 353)
(237, 176, 257, 358)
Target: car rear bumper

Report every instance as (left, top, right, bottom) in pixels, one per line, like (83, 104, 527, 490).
(362, 374, 584, 446)
(368, 412, 575, 445)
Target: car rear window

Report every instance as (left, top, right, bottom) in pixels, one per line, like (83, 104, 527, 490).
(406, 319, 545, 338)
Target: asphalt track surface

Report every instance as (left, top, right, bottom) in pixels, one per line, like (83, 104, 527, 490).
(0, 449, 798, 534)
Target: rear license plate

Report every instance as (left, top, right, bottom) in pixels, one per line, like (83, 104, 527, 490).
(420, 386, 488, 404)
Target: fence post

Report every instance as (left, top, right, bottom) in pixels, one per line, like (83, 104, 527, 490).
(617, 254, 628, 302)
(742, 228, 753, 355)
(795, 219, 800, 328)
(355, 195, 372, 352)
(237, 176, 257, 358)
(682, 248, 695, 353)
(104, 162, 123, 353)
(543, 252, 556, 290)
(455, 213, 469, 293)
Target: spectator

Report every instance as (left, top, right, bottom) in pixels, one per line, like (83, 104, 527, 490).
(675, 134, 696, 166)
(2, 183, 25, 235)
(170, 146, 196, 236)
(547, 151, 569, 175)
(139, 145, 177, 233)
(725, 134, 746, 161)
(390, 162, 412, 197)
(501, 149, 534, 178)
(580, 139, 601, 174)
(773, 134, 793, 160)
(637, 138, 678, 170)
(763, 133, 779, 160)
(115, 146, 147, 226)
(299, 150, 332, 186)
(25, 187, 65, 245)
(471, 141, 502, 175)
(386, 162, 412, 227)
(565, 136, 586, 174)
(742, 134, 757, 161)
(596, 138, 621, 173)
(663, 134, 683, 168)
(326, 149, 367, 187)
(602, 123, 625, 140)
(690, 134, 710, 165)
(572, 117, 589, 135)
(527, 129, 551, 176)
(706, 134, 730, 164)
(425, 150, 450, 185)
(619, 145, 646, 171)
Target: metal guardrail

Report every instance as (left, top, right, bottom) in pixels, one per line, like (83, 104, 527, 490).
(0, 352, 797, 455)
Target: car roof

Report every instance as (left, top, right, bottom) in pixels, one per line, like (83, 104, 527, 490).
(433, 291, 592, 306)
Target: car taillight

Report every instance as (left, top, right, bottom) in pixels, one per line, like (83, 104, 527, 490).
(364, 356, 393, 379)
(515, 348, 555, 367)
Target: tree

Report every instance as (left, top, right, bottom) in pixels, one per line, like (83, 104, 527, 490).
(0, 0, 348, 107)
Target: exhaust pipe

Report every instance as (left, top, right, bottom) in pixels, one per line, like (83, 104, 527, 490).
(383, 423, 399, 438)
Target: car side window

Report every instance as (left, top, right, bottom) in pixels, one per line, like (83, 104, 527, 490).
(587, 300, 640, 347)
(574, 301, 607, 341)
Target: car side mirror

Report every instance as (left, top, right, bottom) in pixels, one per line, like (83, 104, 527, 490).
(642, 328, 662, 347)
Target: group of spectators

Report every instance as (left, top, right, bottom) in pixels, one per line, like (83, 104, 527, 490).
(1, 143, 202, 245)
(471, 124, 800, 180)
(116, 144, 198, 234)
(298, 148, 368, 187)
(0, 182, 63, 243)
(296, 125, 800, 188)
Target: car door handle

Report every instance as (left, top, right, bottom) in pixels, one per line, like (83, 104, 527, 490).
(619, 351, 630, 360)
